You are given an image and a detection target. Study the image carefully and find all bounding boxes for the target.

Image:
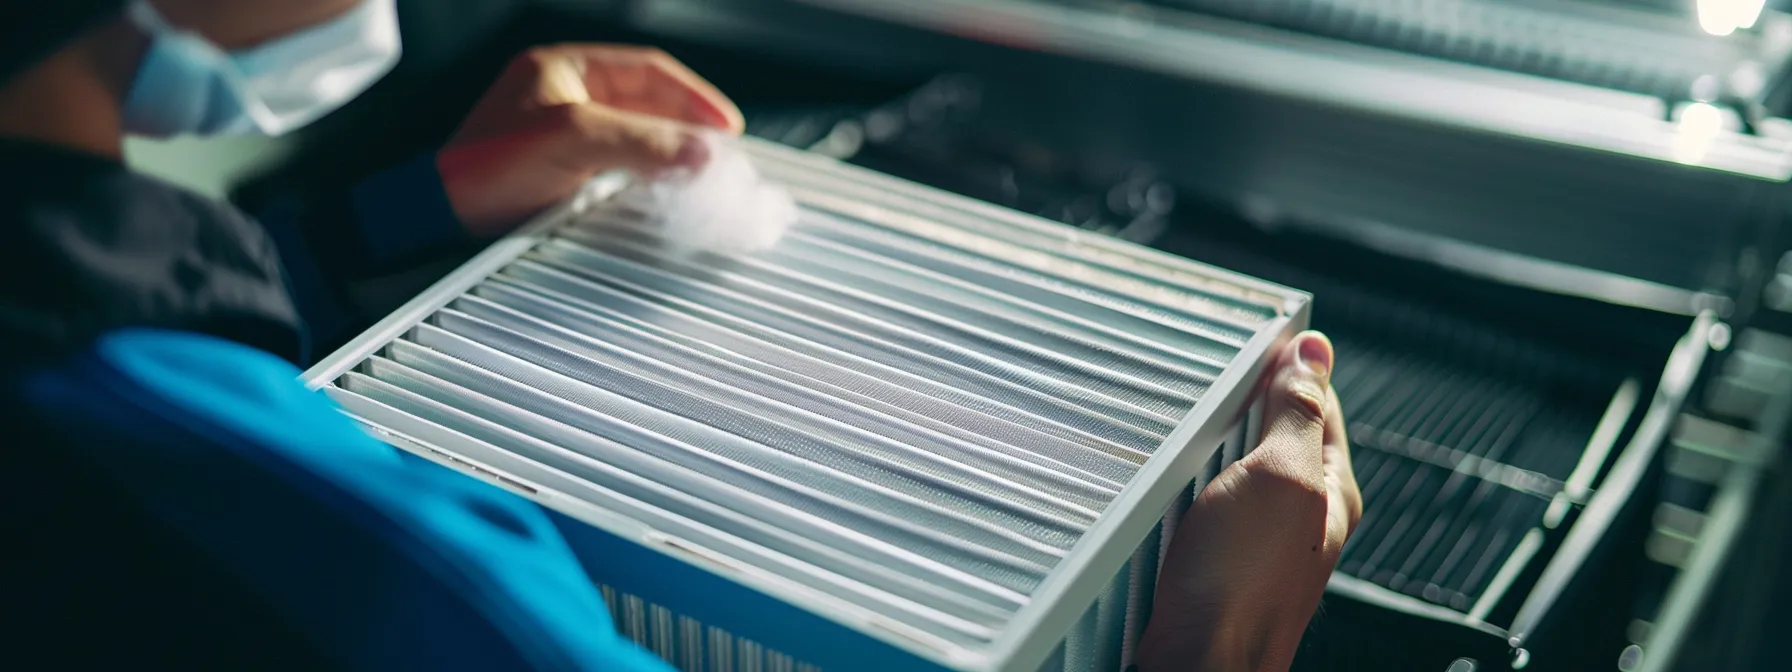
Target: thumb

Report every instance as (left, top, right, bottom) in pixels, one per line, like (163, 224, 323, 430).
(1136, 331, 1341, 672)
(562, 103, 707, 176)
(1242, 331, 1334, 494)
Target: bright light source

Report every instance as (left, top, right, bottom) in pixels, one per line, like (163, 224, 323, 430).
(1738, 0, 1767, 29)
(1672, 102, 1724, 165)
(1699, 0, 1738, 35)
(1699, 0, 1767, 36)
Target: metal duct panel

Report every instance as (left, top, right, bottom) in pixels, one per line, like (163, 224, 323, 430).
(307, 139, 1306, 671)
(1146, 0, 1766, 99)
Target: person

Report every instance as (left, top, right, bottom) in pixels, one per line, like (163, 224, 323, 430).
(0, 1, 1363, 670)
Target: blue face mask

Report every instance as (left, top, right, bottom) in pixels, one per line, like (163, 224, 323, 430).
(121, 0, 402, 137)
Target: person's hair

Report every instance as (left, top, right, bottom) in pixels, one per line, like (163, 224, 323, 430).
(0, 1, 128, 84)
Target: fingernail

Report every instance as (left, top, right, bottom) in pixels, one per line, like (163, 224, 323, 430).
(1293, 332, 1333, 380)
(672, 132, 710, 169)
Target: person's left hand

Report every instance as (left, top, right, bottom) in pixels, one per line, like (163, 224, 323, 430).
(436, 44, 744, 237)
(1136, 331, 1363, 671)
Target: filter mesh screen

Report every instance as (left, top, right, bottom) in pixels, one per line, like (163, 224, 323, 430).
(317, 153, 1291, 655)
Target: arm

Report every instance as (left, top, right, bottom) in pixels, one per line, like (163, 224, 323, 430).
(10, 328, 673, 672)
(257, 153, 470, 357)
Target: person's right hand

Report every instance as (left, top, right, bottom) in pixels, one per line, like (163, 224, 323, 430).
(1136, 331, 1363, 672)
(436, 44, 743, 237)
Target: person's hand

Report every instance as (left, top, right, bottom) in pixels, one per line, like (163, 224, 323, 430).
(436, 44, 744, 236)
(1136, 331, 1363, 672)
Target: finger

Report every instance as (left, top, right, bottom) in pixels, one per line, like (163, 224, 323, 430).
(538, 52, 591, 106)
(635, 50, 742, 133)
(1324, 385, 1363, 535)
(561, 45, 744, 134)
(1245, 331, 1334, 491)
(560, 103, 707, 176)
(452, 49, 585, 143)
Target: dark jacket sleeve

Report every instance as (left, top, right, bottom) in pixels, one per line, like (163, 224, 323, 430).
(257, 152, 470, 358)
(6, 327, 674, 672)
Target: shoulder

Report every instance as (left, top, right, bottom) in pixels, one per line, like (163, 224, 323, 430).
(54, 327, 382, 449)
(19, 328, 404, 484)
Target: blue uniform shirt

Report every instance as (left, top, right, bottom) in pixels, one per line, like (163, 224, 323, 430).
(0, 142, 673, 671)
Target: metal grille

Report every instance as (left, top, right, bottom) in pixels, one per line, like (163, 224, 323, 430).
(1329, 335, 1591, 612)
(312, 143, 1297, 670)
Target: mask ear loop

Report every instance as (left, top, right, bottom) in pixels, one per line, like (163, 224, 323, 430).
(123, 0, 283, 133)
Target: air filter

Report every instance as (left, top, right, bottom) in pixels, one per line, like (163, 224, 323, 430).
(303, 138, 1309, 672)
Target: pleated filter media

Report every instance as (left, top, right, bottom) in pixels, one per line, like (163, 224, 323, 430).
(303, 138, 1310, 672)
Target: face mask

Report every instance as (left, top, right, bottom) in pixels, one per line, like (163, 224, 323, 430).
(121, 0, 402, 136)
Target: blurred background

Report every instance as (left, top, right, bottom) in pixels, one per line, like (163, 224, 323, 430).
(129, 1, 1792, 670)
